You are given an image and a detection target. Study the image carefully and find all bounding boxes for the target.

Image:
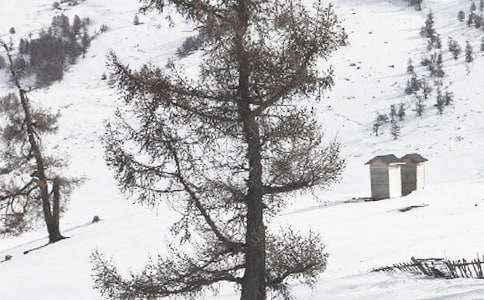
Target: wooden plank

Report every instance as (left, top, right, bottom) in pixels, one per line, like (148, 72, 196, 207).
(411, 257, 429, 276)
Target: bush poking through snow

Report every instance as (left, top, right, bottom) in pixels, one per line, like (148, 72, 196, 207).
(133, 15, 140, 26)
(458, 10, 466, 22)
(100, 24, 109, 33)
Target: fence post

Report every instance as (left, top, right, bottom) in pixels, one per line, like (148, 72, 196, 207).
(411, 257, 430, 276)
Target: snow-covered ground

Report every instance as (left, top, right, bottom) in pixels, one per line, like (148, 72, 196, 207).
(2, 0, 484, 299)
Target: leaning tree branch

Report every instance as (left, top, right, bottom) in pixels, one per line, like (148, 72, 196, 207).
(162, 130, 245, 252)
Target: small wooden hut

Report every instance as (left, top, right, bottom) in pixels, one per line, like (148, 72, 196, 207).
(400, 153, 428, 196)
(366, 154, 404, 200)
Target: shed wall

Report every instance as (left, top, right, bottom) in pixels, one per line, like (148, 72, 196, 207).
(416, 163, 425, 190)
(401, 163, 417, 196)
(370, 165, 389, 200)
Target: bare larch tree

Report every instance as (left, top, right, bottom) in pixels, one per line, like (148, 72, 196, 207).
(92, 0, 346, 299)
(0, 42, 77, 243)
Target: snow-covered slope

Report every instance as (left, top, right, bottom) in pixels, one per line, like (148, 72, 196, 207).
(2, 0, 484, 299)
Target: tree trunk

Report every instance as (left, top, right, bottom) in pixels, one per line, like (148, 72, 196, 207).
(49, 177, 65, 243)
(235, 2, 266, 299)
(241, 175, 266, 300)
(19, 90, 64, 244)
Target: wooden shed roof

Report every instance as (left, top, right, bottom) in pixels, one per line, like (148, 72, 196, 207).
(400, 153, 428, 163)
(365, 154, 401, 165)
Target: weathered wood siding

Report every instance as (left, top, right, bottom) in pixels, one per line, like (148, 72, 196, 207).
(401, 160, 425, 195)
(401, 163, 417, 196)
(370, 163, 390, 200)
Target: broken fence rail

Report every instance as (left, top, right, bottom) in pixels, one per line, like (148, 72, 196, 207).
(372, 256, 484, 279)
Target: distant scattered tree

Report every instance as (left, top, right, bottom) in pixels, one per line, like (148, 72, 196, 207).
(81, 32, 91, 57)
(427, 34, 442, 51)
(391, 120, 401, 140)
(398, 103, 406, 121)
(421, 55, 431, 67)
(474, 14, 482, 28)
(433, 52, 445, 77)
(458, 10, 466, 22)
(82, 17, 91, 27)
(405, 73, 421, 95)
(465, 41, 474, 62)
(372, 122, 381, 136)
(373, 113, 389, 136)
(422, 80, 432, 99)
(471, 1, 477, 13)
(416, 95, 425, 117)
(51, 14, 71, 37)
(467, 11, 475, 27)
(340, 27, 349, 46)
(390, 104, 397, 121)
(408, 0, 423, 11)
(421, 12, 436, 40)
(448, 37, 462, 59)
(435, 88, 444, 114)
(481, 0, 484, 12)
(444, 90, 454, 106)
(407, 58, 415, 74)
(72, 15, 82, 35)
(9, 27, 15, 35)
(415, 0, 423, 11)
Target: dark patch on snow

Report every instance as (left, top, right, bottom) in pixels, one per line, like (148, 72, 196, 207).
(398, 204, 428, 212)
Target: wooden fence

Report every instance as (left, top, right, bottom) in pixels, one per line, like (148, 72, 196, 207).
(373, 256, 484, 279)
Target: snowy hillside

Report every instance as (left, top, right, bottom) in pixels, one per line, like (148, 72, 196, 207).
(2, 0, 484, 299)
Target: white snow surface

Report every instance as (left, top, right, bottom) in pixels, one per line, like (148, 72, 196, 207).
(2, 0, 484, 299)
